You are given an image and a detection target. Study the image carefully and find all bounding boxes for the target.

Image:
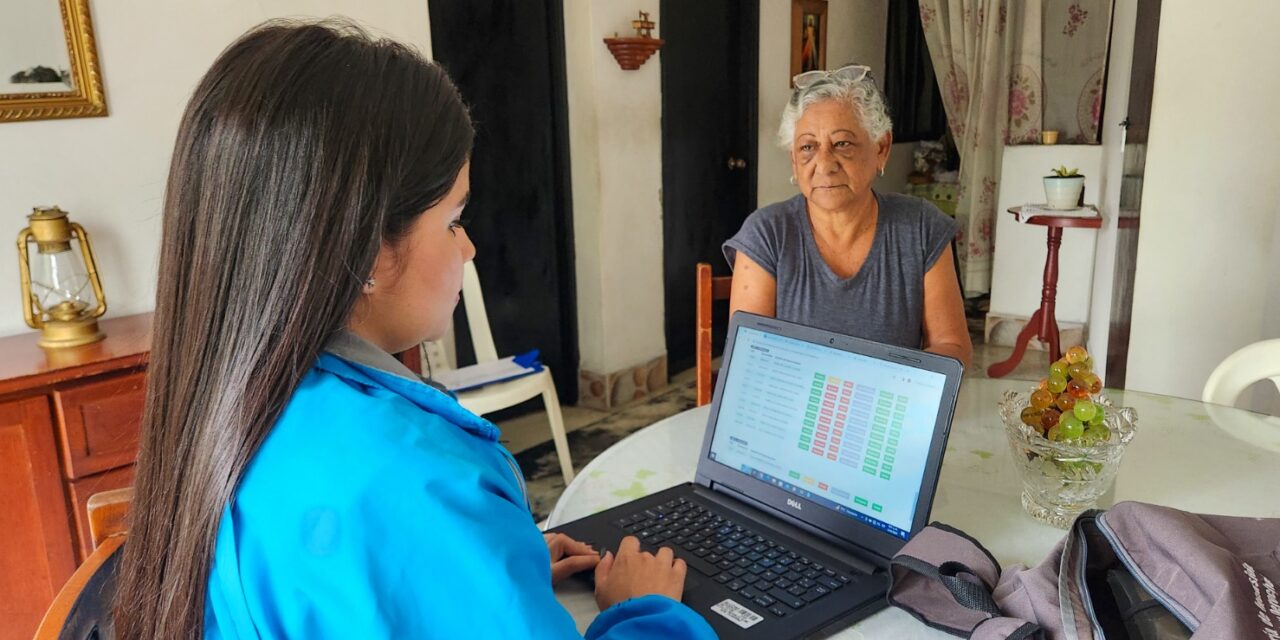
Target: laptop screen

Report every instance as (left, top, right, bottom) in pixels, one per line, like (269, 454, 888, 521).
(707, 325, 948, 540)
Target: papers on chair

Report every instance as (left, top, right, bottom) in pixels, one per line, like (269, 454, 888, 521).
(433, 350, 543, 392)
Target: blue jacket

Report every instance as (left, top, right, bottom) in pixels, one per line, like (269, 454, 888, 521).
(205, 352, 716, 639)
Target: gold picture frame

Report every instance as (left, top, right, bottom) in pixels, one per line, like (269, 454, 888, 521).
(790, 0, 828, 80)
(1, 0, 107, 122)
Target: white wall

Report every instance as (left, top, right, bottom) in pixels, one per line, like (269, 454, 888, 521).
(757, 0, 889, 207)
(1124, 0, 1280, 402)
(0, 0, 433, 339)
(563, 0, 666, 374)
(989, 145, 1104, 326)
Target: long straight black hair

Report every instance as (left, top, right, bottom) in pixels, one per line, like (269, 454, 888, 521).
(115, 20, 473, 638)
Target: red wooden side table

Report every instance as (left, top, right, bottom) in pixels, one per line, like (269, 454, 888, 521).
(987, 206, 1101, 378)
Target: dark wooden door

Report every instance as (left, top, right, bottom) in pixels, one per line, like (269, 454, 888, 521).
(429, 0, 578, 401)
(661, 0, 759, 374)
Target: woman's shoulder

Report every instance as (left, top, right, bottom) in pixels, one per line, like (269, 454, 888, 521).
(878, 190, 951, 223)
(247, 366, 497, 495)
(737, 193, 806, 237)
(751, 193, 806, 221)
(879, 191, 959, 235)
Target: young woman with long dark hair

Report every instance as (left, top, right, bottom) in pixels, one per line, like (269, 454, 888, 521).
(114, 20, 714, 639)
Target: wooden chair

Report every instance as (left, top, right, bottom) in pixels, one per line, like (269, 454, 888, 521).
(696, 262, 734, 407)
(34, 488, 132, 640)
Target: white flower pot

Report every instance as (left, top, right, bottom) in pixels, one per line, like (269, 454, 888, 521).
(1043, 176, 1085, 209)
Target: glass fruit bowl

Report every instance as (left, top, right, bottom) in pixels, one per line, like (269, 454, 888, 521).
(998, 389, 1138, 528)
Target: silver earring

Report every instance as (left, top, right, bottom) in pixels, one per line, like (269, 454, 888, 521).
(364, 277, 376, 290)
(789, 175, 797, 185)
(878, 167, 885, 177)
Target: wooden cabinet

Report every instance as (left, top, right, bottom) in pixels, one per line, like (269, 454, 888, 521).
(0, 313, 150, 640)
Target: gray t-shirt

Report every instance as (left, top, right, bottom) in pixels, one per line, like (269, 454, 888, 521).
(723, 191, 958, 349)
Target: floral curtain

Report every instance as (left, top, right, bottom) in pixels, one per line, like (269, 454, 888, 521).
(919, 1, 1112, 296)
(919, 0, 1041, 296)
(1044, 1, 1113, 143)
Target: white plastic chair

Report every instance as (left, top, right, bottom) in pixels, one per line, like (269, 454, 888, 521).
(1201, 339, 1280, 410)
(433, 261, 575, 484)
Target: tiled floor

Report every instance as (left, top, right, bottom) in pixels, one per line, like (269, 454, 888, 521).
(499, 340, 1053, 521)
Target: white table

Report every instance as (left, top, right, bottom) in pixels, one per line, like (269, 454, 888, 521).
(550, 378, 1280, 637)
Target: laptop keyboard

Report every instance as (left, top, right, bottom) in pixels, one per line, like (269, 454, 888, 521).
(611, 496, 857, 618)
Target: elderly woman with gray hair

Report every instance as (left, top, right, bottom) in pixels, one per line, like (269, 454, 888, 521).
(724, 64, 972, 366)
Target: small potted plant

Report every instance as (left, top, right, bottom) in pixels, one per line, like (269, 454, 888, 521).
(1044, 165, 1084, 209)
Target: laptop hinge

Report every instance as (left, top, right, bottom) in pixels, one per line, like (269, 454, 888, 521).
(703, 481, 884, 576)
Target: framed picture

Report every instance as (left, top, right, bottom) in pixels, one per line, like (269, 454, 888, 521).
(0, 0, 107, 122)
(790, 0, 828, 80)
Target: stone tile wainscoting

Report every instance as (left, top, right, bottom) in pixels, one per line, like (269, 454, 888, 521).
(576, 355, 668, 410)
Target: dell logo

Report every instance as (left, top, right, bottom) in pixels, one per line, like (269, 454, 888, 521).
(786, 498, 803, 511)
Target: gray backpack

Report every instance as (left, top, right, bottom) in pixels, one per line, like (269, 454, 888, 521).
(887, 501, 1280, 639)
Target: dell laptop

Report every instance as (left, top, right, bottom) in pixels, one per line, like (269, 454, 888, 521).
(549, 312, 964, 638)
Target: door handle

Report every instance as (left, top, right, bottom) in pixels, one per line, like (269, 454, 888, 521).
(726, 157, 747, 170)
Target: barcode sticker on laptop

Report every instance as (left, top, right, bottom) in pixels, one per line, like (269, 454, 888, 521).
(710, 599, 763, 628)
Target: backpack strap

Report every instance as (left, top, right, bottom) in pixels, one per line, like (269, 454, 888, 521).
(889, 523, 1044, 639)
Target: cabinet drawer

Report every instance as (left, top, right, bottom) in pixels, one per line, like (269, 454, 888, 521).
(54, 371, 145, 479)
(66, 465, 135, 560)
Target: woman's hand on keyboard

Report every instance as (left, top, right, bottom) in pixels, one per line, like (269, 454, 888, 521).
(593, 535, 688, 610)
(545, 532, 601, 585)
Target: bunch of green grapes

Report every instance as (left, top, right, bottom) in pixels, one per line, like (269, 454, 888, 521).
(1018, 346, 1110, 443)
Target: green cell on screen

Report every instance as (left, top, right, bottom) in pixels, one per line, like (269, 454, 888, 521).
(789, 471, 801, 479)
(884, 454, 895, 463)
(872, 503, 884, 512)
(854, 497, 869, 506)
(879, 472, 891, 480)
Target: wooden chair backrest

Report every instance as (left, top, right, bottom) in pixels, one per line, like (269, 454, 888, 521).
(696, 262, 734, 407)
(34, 488, 133, 640)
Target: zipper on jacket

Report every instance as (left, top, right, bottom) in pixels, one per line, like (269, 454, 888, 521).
(501, 451, 533, 514)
